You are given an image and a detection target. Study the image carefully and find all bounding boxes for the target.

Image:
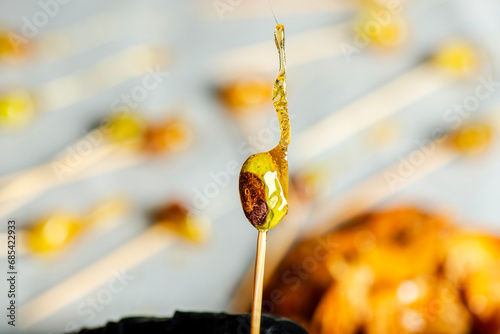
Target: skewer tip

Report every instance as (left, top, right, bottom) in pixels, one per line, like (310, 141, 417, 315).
(267, 0, 279, 25)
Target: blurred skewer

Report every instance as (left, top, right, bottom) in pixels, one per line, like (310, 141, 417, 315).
(0, 145, 144, 219)
(0, 129, 118, 201)
(296, 63, 449, 161)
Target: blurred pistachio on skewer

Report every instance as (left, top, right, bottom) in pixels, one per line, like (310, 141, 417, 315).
(28, 213, 81, 254)
(219, 75, 272, 114)
(27, 198, 129, 255)
(102, 112, 148, 149)
(0, 111, 193, 207)
(151, 201, 212, 243)
(13, 198, 210, 260)
(432, 40, 482, 77)
(448, 122, 493, 155)
(0, 89, 36, 128)
(291, 166, 330, 203)
(144, 117, 194, 154)
(217, 74, 276, 145)
(0, 29, 31, 63)
(97, 110, 194, 154)
(101, 112, 194, 154)
(352, 3, 409, 50)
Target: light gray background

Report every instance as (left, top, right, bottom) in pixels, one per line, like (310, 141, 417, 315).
(1, 0, 500, 333)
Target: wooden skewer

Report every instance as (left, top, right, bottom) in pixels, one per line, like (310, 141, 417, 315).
(251, 230, 267, 334)
(228, 187, 309, 312)
(296, 64, 451, 162)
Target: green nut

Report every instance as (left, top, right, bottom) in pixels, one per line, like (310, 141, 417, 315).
(239, 151, 288, 231)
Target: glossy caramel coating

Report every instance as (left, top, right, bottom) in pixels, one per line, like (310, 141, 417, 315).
(239, 25, 290, 231)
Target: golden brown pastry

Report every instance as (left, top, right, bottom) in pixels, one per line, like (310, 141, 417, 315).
(263, 207, 500, 334)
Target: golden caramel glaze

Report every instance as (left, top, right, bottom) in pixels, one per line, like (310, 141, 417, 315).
(272, 24, 290, 149)
(239, 24, 290, 231)
(268, 26, 290, 222)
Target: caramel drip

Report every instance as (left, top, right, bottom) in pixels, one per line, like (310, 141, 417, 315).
(272, 24, 290, 150)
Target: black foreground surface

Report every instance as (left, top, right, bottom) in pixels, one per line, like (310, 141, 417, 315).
(73, 311, 309, 334)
